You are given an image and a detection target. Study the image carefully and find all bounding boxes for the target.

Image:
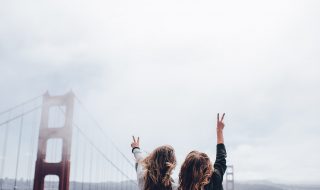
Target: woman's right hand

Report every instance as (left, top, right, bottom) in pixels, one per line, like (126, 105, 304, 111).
(131, 136, 140, 149)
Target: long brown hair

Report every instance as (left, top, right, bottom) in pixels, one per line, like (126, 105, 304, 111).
(178, 151, 213, 190)
(142, 145, 176, 190)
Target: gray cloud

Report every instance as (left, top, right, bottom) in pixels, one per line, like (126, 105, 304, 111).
(1, 0, 320, 184)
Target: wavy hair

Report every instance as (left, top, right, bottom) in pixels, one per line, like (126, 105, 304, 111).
(142, 145, 176, 190)
(178, 151, 213, 190)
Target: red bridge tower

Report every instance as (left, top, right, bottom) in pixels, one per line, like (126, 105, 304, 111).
(33, 92, 74, 190)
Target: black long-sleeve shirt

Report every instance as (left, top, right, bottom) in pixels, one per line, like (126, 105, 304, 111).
(204, 144, 227, 190)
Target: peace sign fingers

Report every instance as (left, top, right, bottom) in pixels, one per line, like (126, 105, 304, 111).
(221, 113, 225, 122)
(132, 136, 137, 143)
(131, 135, 140, 149)
(217, 113, 225, 131)
(217, 113, 225, 121)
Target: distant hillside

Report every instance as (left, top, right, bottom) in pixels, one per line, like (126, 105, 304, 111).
(235, 181, 320, 190)
(1, 178, 319, 190)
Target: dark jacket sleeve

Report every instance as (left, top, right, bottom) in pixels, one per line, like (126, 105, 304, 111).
(213, 144, 227, 179)
(205, 144, 227, 190)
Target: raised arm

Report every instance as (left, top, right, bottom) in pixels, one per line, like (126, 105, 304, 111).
(214, 113, 227, 180)
(206, 113, 227, 189)
(131, 136, 144, 163)
(131, 136, 145, 189)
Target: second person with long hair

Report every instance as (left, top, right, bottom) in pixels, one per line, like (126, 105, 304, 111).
(178, 113, 227, 190)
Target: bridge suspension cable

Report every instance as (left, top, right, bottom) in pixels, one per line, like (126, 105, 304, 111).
(73, 122, 138, 186)
(0, 106, 41, 127)
(74, 95, 135, 168)
(0, 95, 41, 116)
(13, 116, 24, 190)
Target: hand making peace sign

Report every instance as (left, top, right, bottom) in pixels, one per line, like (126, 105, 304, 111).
(216, 113, 225, 144)
(131, 136, 140, 149)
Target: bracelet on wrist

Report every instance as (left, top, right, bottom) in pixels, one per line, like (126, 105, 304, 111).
(132, 147, 140, 153)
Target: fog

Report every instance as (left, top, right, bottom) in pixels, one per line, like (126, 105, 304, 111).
(1, 0, 320, 184)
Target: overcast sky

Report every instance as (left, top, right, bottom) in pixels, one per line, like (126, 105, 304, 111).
(1, 0, 320, 184)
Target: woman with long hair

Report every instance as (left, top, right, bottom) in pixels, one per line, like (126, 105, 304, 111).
(178, 113, 227, 190)
(131, 136, 177, 190)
